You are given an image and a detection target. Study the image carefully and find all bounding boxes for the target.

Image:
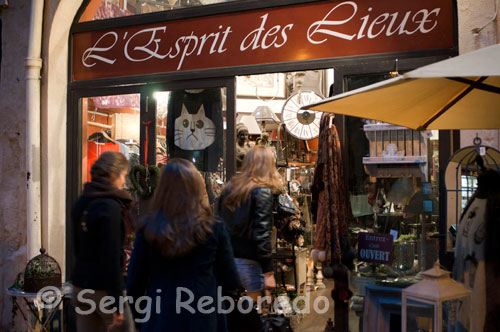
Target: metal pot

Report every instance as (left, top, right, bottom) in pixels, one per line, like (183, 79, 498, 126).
(392, 241, 416, 271)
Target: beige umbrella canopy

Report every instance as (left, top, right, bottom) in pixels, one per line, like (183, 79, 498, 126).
(305, 44, 500, 130)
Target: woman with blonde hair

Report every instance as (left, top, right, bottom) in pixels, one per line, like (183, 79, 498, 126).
(126, 158, 241, 332)
(217, 145, 282, 302)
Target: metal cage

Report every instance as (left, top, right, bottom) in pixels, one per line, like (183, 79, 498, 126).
(443, 138, 500, 249)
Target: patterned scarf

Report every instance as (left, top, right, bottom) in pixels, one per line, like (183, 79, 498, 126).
(312, 114, 350, 263)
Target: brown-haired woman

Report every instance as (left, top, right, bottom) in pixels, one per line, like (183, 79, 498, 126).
(126, 158, 241, 332)
(71, 151, 135, 332)
(217, 145, 282, 301)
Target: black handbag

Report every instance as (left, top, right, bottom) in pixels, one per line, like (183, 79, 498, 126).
(226, 290, 264, 332)
(261, 313, 293, 332)
(276, 194, 297, 217)
(227, 306, 264, 332)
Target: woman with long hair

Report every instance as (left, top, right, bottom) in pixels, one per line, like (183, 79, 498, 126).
(217, 145, 282, 301)
(71, 151, 135, 332)
(126, 158, 241, 332)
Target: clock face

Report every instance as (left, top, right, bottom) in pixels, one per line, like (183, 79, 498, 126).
(282, 91, 323, 140)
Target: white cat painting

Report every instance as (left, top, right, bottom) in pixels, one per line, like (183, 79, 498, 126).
(174, 104, 216, 150)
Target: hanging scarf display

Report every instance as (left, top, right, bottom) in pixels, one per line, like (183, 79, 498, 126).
(312, 114, 350, 263)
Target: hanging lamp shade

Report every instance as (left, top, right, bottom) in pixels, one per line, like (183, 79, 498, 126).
(237, 115, 262, 135)
(252, 105, 280, 123)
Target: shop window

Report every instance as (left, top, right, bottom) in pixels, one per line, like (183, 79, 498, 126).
(343, 73, 442, 331)
(80, 88, 227, 206)
(343, 73, 393, 194)
(342, 73, 435, 248)
(81, 93, 140, 192)
(78, 0, 240, 22)
(235, 70, 330, 291)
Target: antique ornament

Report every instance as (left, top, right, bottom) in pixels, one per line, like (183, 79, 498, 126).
(174, 104, 216, 150)
(281, 91, 323, 140)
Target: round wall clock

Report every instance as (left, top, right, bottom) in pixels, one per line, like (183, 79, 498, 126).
(281, 91, 323, 140)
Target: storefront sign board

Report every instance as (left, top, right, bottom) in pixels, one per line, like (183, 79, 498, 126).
(357, 232, 393, 265)
(73, 0, 455, 81)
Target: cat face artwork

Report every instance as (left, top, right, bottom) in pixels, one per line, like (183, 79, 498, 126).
(174, 104, 216, 150)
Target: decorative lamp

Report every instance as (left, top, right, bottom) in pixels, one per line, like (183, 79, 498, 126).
(401, 263, 471, 332)
(252, 105, 280, 131)
(237, 115, 262, 135)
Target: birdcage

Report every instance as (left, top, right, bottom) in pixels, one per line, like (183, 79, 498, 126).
(443, 137, 500, 251)
(23, 248, 62, 293)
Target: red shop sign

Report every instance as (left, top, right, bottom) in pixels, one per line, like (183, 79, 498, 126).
(72, 0, 455, 81)
(357, 232, 393, 265)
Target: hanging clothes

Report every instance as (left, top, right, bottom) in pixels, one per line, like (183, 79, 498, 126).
(311, 114, 350, 263)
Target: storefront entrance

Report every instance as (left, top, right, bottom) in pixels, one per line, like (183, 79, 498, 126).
(68, 1, 458, 331)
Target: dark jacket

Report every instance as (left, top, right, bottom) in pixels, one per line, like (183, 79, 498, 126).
(71, 180, 133, 308)
(126, 214, 241, 332)
(217, 186, 274, 273)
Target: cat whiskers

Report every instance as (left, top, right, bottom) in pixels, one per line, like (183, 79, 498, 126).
(204, 129, 216, 134)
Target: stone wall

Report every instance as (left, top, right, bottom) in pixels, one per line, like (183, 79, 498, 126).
(0, 0, 72, 329)
(458, 0, 500, 149)
(41, 0, 80, 287)
(0, 1, 30, 330)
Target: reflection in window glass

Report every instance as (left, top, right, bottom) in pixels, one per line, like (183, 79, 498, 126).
(344, 73, 440, 278)
(79, 0, 239, 22)
(81, 93, 140, 270)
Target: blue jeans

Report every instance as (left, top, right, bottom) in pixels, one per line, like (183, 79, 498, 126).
(234, 258, 264, 293)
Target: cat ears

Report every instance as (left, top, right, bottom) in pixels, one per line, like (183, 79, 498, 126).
(181, 104, 205, 116)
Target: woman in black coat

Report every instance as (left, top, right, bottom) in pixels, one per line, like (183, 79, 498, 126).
(217, 146, 282, 301)
(71, 151, 135, 332)
(126, 158, 241, 332)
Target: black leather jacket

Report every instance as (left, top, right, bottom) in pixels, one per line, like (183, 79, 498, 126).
(217, 186, 274, 273)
